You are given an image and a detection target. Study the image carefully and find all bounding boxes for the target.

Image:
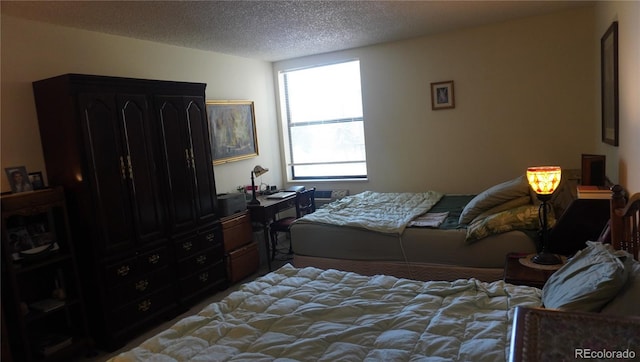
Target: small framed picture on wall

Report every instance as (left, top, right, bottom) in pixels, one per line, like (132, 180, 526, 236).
(431, 80, 455, 110)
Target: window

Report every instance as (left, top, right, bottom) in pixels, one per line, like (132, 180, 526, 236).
(279, 60, 367, 180)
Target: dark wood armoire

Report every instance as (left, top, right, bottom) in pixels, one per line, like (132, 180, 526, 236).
(32, 74, 227, 351)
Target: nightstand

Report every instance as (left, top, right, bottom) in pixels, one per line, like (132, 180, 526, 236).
(503, 253, 557, 288)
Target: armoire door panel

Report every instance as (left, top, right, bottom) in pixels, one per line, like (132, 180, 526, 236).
(118, 95, 166, 244)
(156, 97, 197, 232)
(79, 93, 134, 252)
(184, 97, 218, 224)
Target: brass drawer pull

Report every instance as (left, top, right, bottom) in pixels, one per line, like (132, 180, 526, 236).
(182, 241, 192, 251)
(199, 272, 209, 282)
(206, 233, 215, 242)
(196, 255, 207, 264)
(135, 279, 149, 291)
(138, 299, 151, 312)
(117, 265, 130, 277)
(148, 254, 160, 264)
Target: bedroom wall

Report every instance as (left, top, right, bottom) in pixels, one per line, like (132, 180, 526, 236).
(0, 15, 282, 195)
(274, 6, 597, 194)
(2, 6, 622, 197)
(594, 1, 640, 194)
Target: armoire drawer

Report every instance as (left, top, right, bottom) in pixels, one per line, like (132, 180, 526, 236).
(174, 227, 223, 260)
(103, 246, 170, 288)
(176, 243, 224, 278)
(108, 266, 173, 308)
(177, 261, 226, 299)
(110, 285, 176, 331)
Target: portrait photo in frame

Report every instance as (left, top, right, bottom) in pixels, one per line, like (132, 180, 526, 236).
(206, 100, 259, 165)
(29, 171, 45, 190)
(431, 81, 455, 110)
(601, 21, 618, 146)
(5, 166, 33, 193)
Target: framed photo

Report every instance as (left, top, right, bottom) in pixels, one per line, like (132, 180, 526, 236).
(5, 166, 33, 193)
(206, 100, 259, 165)
(28, 171, 45, 190)
(431, 80, 455, 110)
(601, 21, 618, 146)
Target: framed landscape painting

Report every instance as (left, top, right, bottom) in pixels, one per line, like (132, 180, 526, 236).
(206, 100, 259, 165)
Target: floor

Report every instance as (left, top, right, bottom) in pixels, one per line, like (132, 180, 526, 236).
(76, 237, 293, 361)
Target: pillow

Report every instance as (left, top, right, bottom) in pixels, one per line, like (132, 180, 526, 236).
(471, 195, 532, 222)
(459, 175, 531, 225)
(465, 204, 545, 243)
(542, 242, 629, 312)
(600, 256, 640, 316)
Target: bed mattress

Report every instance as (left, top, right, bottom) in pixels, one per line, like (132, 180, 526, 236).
(291, 222, 536, 268)
(109, 264, 542, 361)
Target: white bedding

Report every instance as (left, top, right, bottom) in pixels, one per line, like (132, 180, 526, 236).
(109, 264, 542, 361)
(297, 191, 444, 234)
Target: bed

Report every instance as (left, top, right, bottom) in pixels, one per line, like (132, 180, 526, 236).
(291, 175, 576, 282)
(108, 189, 639, 361)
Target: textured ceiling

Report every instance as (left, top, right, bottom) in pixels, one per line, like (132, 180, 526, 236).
(1, 1, 591, 62)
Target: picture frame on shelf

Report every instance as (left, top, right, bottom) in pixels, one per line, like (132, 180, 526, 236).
(430, 80, 455, 110)
(601, 21, 618, 146)
(5, 166, 33, 193)
(206, 100, 259, 165)
(29, 171, 45, 190)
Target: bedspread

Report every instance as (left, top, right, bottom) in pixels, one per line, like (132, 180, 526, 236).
(297, 191, 444, 234)
(109, 264, 542, 362)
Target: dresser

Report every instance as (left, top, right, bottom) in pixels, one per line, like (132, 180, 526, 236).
(32, 74, 226, 350)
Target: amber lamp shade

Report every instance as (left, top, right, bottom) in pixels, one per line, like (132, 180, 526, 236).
(527, 166, 562, 265)
(527, 166, 562, 197)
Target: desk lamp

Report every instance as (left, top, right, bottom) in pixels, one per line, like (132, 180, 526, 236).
(249, 165, 268, 205)
(527, 166, 563, 265)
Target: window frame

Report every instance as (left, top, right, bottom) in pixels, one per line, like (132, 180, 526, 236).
(277, 60, 368, 181)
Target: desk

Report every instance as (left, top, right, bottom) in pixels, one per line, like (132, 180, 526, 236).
(247, 194, 297, 271)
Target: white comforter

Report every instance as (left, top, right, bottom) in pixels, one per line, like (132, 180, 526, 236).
(110, 265, 542, 362)
(297, 191, 444, 234)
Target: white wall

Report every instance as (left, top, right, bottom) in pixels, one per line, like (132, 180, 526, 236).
(594, 1, 640, 194)
(275, 6, 598, 194)
(5, 5, 634, 197)
(0, 15, 281, 194)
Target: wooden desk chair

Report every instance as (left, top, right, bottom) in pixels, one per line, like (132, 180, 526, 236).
(610, 185, 640, 260)
(270, 187, 316, 260)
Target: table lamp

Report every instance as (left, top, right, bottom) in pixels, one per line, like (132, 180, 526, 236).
(527, 166, 563, 265)
(248, 165, 268, 205)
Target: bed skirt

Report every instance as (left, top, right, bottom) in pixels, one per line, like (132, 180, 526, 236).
(292, 254, 505, 282)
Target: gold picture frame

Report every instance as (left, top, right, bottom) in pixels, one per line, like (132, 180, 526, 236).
(430, 80, 455, 110)
(206, 100, 259, 165)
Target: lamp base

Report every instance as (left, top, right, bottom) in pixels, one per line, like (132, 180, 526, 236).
(248, 198, 261, 206)
(531, 252, 563, 265)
